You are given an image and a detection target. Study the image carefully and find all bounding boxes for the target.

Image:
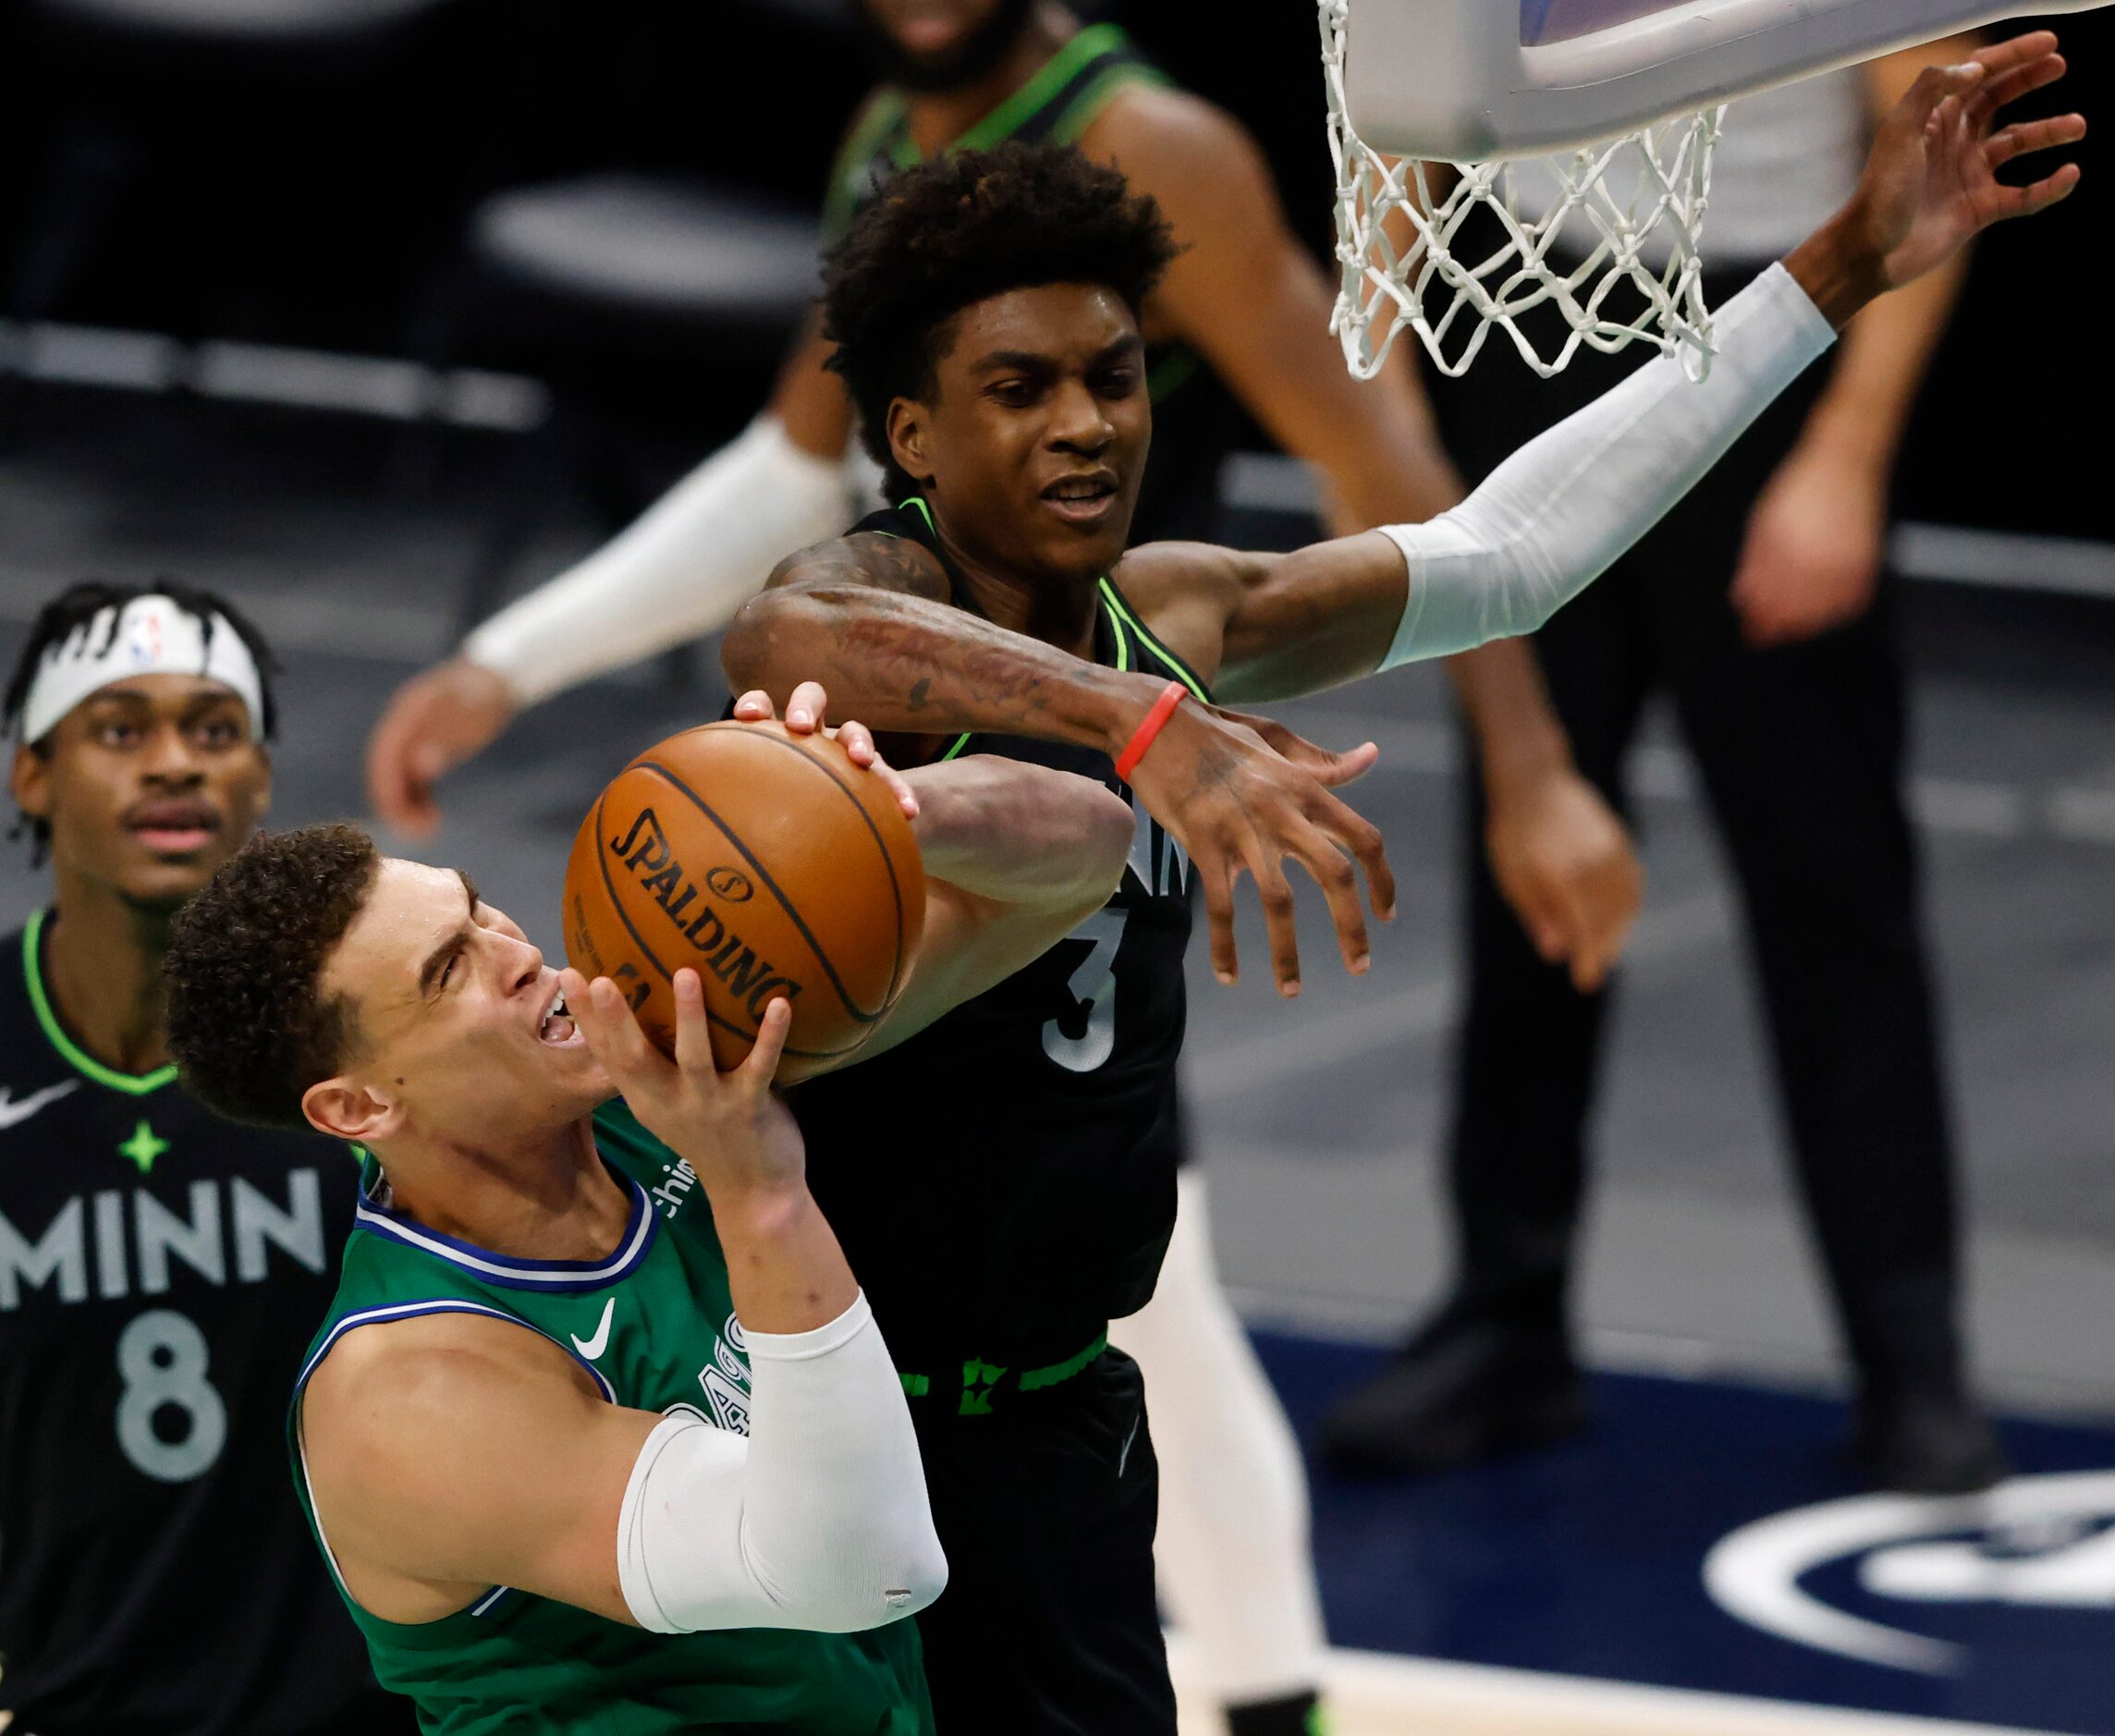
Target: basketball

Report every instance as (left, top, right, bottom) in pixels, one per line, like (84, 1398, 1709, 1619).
(561, 721, 925, 1071)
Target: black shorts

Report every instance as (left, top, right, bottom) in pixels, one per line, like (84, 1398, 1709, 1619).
(910, 1348, 1175, 1735)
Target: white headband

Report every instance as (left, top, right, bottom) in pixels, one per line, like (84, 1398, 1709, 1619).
(17, 593, 266, 745)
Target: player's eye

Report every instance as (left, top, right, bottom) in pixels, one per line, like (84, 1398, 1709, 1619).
(1094, 367, 1139, 395)
(988, 378, 1036, 405)
(193, 716, 242, 748)
(96, 720, 141, 747)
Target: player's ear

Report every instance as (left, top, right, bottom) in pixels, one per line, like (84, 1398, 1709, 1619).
(886, 396, 935, 487)
(302, 1075, 401, 1144)
(10, 740, 54, 823)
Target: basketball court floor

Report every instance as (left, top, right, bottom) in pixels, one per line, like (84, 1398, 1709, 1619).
(2, 382, 2112, 1735)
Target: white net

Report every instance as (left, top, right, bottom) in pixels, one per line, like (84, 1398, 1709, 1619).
(1321, 0, 1725, 381)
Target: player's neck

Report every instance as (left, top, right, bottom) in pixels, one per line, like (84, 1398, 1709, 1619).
(374, 1116, 634, 1264)
(903, 3, 1075, 157)
(933, 513, 1101, 659)
(39, 873, 176, 1076)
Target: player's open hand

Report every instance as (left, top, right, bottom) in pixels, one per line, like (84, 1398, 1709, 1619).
(1846, 31, 2084, 294)
(1208, 703, 1382, 788)
(366, 658, 518, 837)
(1125, 700, 1394, 996)
(732, 681, 919, 820)
(562, 965, 807, 1203)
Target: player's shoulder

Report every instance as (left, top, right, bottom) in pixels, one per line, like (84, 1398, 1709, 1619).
(1114, 540, 1253, 619)
(1078, 79, 1270, 188)
(312, 1304, 564, 1401)
(764, 523, 948, 601)
(301, 1306, 588, 1487)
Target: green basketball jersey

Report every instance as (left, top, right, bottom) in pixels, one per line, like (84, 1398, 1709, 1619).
(287, 1101, 933, 1736)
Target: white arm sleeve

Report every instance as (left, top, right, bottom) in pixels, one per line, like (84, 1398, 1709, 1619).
(462, 416, 855, 706)
(1377, 263, 1837, 669)
(616, 1290, 946, 1634)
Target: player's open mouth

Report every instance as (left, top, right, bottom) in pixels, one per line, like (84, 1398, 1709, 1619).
(125, 797, 221, 856)
(538, 987, 581, 1047)
(1041, 471, 1119, 526)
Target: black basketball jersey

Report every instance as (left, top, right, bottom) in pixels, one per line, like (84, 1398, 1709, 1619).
(788, 501, 1211, 1373)
(818, 22, 1241, 542)
(0, 913, 402, 1736)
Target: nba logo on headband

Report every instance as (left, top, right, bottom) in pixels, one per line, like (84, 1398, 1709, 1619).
(15, 593, 267, 746)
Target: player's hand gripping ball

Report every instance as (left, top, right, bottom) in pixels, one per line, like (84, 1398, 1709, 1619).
(563, 720, 925, 1073)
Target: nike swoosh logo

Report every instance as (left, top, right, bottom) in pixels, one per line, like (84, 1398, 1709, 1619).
(571, 1297, 616, 1361)
(0, 1080, 80, 1130)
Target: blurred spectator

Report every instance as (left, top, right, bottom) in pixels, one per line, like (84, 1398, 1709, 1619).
(0, 582, 413, 1736)
(1321, 41, 2010, 1498)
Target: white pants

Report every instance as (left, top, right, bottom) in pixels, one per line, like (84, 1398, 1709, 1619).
(1111, 1170, 1329, 1705)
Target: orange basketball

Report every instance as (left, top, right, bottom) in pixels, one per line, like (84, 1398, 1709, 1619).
(562, 721, 925, 1072)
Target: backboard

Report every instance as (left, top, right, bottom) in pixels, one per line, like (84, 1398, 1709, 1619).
(1346, 0, 2112, 158)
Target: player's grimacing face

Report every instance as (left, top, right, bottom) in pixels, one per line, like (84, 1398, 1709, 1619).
(320, 860, 605, 1144)
(895, 283, 1150, 583)
(8, 674, 271, 911)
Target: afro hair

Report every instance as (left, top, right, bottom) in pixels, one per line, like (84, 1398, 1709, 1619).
(822, 141, 1180, 495)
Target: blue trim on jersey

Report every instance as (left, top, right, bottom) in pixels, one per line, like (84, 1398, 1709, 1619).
(294, 1299, 619, 1402)
(352, 1168, 658, 1292)
(293, 1300, 615, 1625)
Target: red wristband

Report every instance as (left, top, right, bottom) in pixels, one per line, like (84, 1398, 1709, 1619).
(1114, 679, 1189, 784)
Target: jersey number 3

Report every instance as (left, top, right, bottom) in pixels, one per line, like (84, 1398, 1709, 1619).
(116, 1308, 227, 1482)
(1043, 907, 1128, 1074)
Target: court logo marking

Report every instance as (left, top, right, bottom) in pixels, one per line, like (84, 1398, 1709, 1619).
(1705, 1470, 2115, 1673)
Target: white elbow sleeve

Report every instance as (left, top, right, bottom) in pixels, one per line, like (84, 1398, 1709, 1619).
(1378, 263, 1837, 669)
(464, 416, 855, 705)
(617, 1291, 945, 1634)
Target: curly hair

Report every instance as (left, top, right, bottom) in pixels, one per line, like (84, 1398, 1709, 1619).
(164, 824, 380, 1131)
(822, 141, 1180, 495)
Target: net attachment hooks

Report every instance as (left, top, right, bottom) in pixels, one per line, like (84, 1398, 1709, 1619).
(1321, 0, 1725, 381)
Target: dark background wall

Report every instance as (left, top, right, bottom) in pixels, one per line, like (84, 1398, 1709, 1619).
(0, 0, 2105, 538)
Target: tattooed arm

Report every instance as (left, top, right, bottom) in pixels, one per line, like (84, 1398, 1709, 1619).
(722, 532, 1395, 997)
(724, 532, 1171, 759)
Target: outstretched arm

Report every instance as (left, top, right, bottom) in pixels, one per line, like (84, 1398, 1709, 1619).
(1090, 78, 1634, 991)
(725, 543, 1394, 997)
(1729, 35, 1984, 647)
(1136, 32, 2081, 704)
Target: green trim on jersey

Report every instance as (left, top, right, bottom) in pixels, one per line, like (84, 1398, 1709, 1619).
(895, 497, 1212, 759)
(953, 23, 1148, 151)
(22, 908, 177, 1095)
(822, 23, 1172, 239)
(287, 1101, 932, 1735)
(1096, 578, 1211, 703)
(863, 495, 1212, 759)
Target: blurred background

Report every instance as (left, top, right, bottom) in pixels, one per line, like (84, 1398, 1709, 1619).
(1, 1, 2111, 1730)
